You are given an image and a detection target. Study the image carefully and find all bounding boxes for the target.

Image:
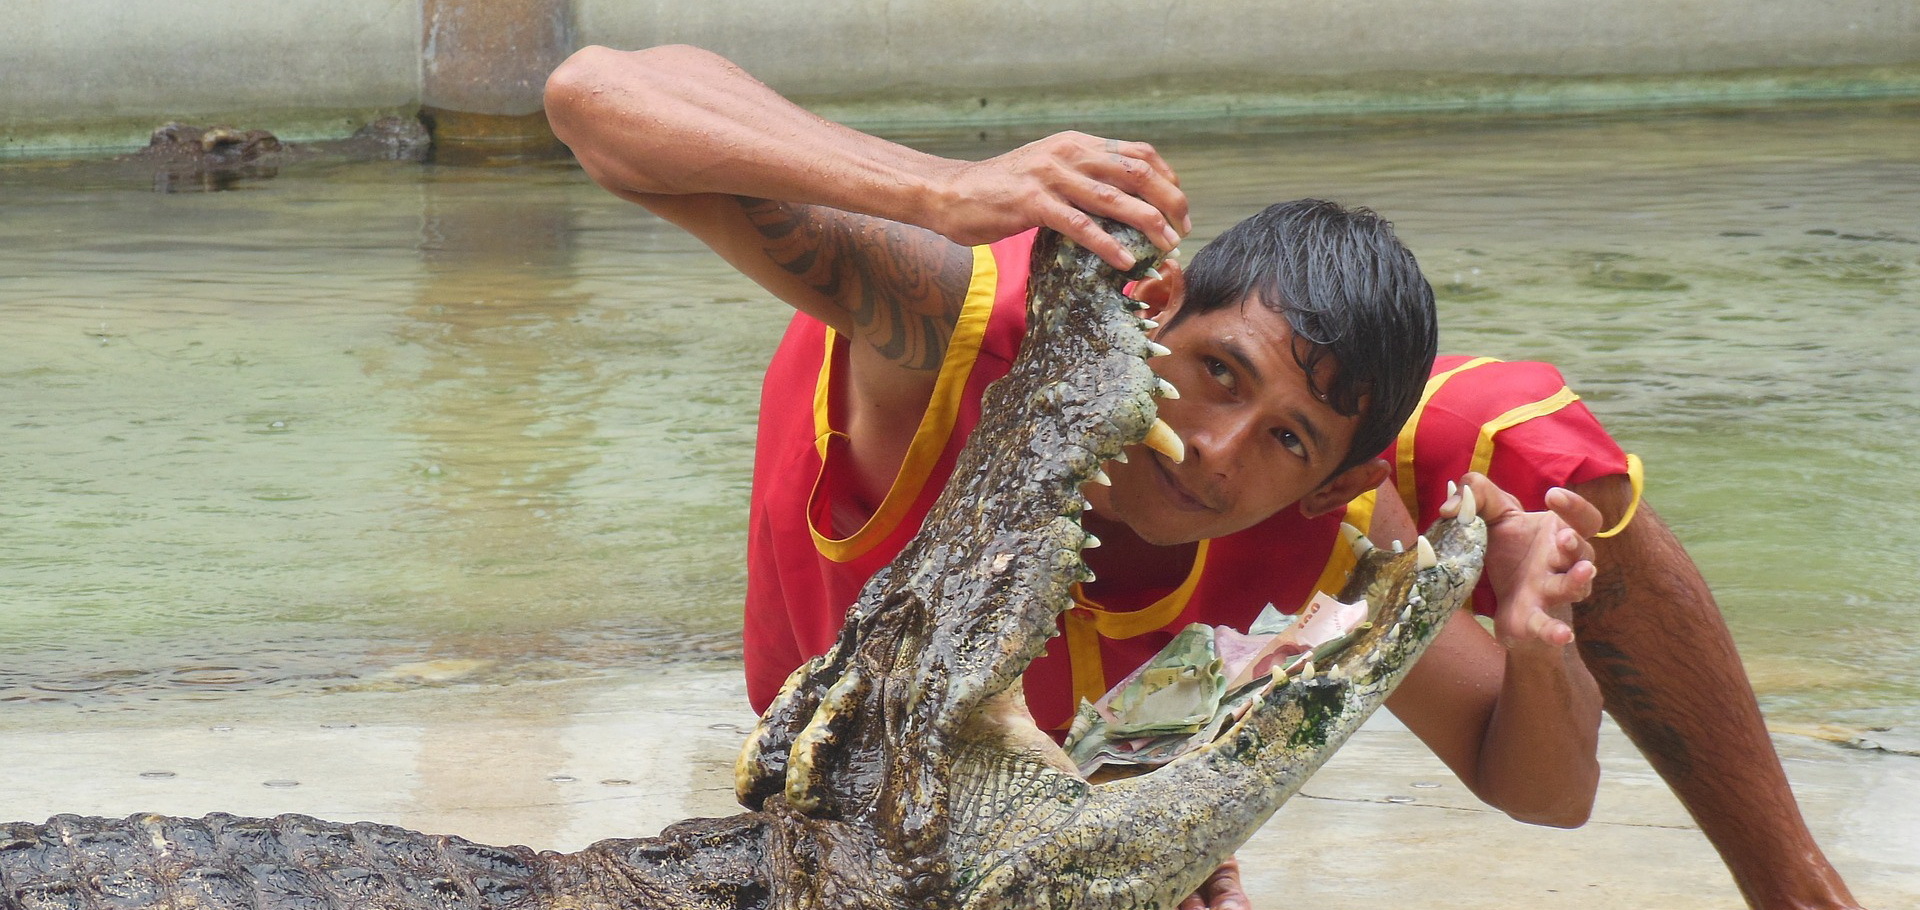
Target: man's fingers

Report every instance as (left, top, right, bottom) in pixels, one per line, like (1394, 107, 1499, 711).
(1200, 857, 1250, 910)
(1524, 609, 1575, 647)
(1046, 134, 1186, 249)
(1501, 555, 1594, 649)
(1057, 168, 1183, 252)
(1097, 146, 1191, 240)
(1565, 558, 1597, 599)
(1537, 558, 1597, 606)
(1544, 485, 1605, 538)
(1555, 526, 1595, 569)
(1037, 185, 1182, 272)
(1046, 208, 1136, 271)
(1108, 137, 1181, 187)
(1459, 472, 1525, 525)
(954, 130, 1192, 268)
(1507, 609, 1573, 650)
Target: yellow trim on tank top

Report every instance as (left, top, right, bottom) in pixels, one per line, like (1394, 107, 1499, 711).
(1064, 539, 1212, 713)
(807, 244, 1001, 562)
(1593, 453, 1645, 539)
(1311, 489, 1377, 599)
(1394, 357, 1501, 517)
(1468, 386, 1580, 475)
(1468, 392, 1645, 538)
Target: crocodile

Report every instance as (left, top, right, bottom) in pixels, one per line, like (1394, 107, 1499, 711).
(0, 223, 1485, 910)
(111, 118, 431, 192)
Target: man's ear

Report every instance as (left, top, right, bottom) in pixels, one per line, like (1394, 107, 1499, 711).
(1298, 458, 1390, 519)
(1129, 257, 1185, 325)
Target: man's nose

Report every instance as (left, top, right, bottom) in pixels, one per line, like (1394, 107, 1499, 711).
(1184, 408, 1259, 474)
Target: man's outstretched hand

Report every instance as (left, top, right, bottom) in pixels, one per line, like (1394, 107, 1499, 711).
(1452, 472, 1601, 653)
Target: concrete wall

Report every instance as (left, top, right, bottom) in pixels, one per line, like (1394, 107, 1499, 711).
(4, 0, 420, 151)
(580, 0, 1920, 127)
(578, 0, 1920, 94)
(6, 0, 1919, 154)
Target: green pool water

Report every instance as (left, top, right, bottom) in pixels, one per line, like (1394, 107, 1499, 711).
(2, 101, 1916, 735)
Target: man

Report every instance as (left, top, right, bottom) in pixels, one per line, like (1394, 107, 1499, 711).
(543, 44, 1861, 910)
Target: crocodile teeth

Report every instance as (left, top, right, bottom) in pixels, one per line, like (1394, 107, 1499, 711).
(1391, 540, 1404, 553)
(1143, 419, 1185, 462)
(1145, 340, 1172, 358)
(1415, 535, 1437, 570)
(1146, 267, 1164, 280)
(1340, 522, 1373, 557)
(1083, 532, 1102, 549)
(1088, 467, 1112, 487)
(1299, 660, 1317, 681)
(1140, 316, 1160, 330)
(1441, 479, 1479, 522)
(1156, 378, 1180, 399)
(1110, 450, 1128, 464)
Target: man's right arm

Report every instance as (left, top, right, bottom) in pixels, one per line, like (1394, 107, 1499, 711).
(544, 45, 1191, 494)
(543, 44, 1189, 284)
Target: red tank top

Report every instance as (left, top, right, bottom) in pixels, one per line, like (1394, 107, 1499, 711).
(742, 230, 1355, 729)
(1383, 355, 1642, 615)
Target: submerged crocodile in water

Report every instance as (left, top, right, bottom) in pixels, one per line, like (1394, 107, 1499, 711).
(0, 224, 1485, 910)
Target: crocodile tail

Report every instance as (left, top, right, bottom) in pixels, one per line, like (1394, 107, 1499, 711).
(2, 811, 777, 910)
(2, 812, 557, 908)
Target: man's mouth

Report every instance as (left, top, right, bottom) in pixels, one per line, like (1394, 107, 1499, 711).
(1150, 453, 1216, 512)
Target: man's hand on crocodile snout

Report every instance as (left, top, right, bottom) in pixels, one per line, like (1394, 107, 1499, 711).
(1179, 856, 1251, 910)
(930, 130, 1190, 270)
(1461, 472, 1602, 653)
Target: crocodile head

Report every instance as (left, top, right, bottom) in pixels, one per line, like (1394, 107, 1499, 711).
(734, 223, 1486, 908)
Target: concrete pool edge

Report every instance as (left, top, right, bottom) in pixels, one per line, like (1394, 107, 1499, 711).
(3, 668, 1913, 909)
(807, 65, 1920, 134)
(6, 65, 1920, 158)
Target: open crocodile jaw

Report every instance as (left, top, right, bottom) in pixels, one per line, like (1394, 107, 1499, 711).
(0, 224, 1482, 910)
(736, 223, 1486, 909)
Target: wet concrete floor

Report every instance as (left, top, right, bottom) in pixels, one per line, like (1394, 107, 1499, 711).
(6, 666, 1914, 908)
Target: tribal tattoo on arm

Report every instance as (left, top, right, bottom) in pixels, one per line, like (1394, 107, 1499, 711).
(736, 196, 973, 372)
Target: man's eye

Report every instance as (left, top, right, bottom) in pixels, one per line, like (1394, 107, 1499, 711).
(1274, 429, 1307, 458)
(1203, 357, 1234, 390)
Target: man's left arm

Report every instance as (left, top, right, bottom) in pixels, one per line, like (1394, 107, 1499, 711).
(1388, 473, 1606, 827)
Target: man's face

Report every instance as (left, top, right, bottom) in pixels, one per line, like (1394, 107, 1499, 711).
(1090, 295, 1368, 547)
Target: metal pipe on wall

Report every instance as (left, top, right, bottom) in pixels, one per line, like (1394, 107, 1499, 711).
(421, 0, 573, 158)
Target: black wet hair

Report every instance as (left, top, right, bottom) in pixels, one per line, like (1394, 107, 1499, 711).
(1170, 199, 1437, 478)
